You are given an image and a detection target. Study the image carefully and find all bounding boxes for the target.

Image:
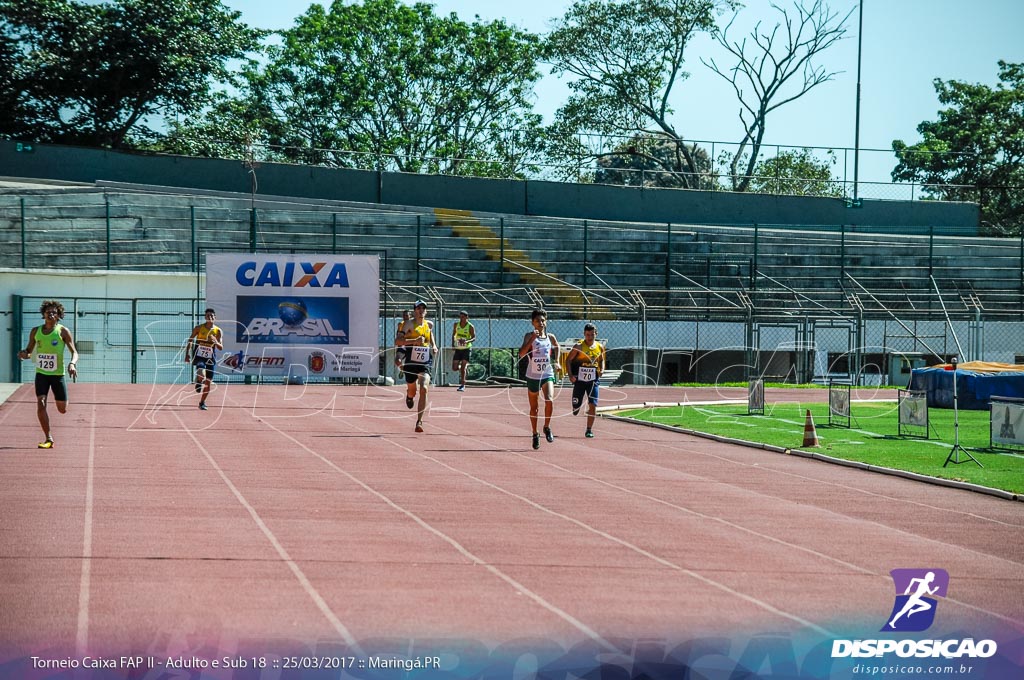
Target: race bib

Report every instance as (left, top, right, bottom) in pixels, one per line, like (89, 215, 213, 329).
(578, 366, 597, 382)
(409, 346, 431, 363)
(36, 353, 57, 371)
(531, 356, 550, 374)
(195, 345, 214, 359)
(456, 338, 468, 347)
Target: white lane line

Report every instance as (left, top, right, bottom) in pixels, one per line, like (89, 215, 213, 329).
(75, 401, 97, 656)
(407, 431, 835, 638)
(172, 411, 362, 652)
(254, 416, 616, 651)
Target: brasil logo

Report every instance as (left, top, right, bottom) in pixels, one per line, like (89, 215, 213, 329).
(882, 568, 949, 632)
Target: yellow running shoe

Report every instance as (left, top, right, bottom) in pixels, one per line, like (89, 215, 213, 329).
(38, 440, 54, 449)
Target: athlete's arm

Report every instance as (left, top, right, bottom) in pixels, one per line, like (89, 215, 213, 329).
(598, 345, 607, 375)
(428, 320, 438, 351)
(185, 326, 200, 361)
(518, 331, 536, 358)
(566, 344, 582, 382)
(18, 326, 38, 360)
(469, 324, 476, 342)
(62, 327, 80, 379)
(211, 328, 224, 351)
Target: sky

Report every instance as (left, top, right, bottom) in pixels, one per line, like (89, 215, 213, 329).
(220, 0, 1024, 189)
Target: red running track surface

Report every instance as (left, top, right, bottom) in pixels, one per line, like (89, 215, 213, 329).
(0, 382, 1021, 668)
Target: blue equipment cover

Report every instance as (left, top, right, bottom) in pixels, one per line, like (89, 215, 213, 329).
(909, 366, 1024, 410)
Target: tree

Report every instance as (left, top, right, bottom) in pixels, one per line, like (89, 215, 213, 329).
(0, 0, 264, 149)
(702, 0, 852, 191)
(543, 0, 734, 186)
(892, 61, 1024, 236)
(594, 135, 715, 188)
(543, 0, 848, 191)
(745, 148, 842, 197)
(207, 0, 544, 178)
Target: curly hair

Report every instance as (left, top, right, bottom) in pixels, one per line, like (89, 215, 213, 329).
(39, 299, 65, 319)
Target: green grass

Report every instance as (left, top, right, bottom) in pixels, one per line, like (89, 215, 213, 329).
(618, 400, 1024, 495)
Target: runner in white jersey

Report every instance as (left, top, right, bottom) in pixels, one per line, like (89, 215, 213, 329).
(518, 308, 560, 450)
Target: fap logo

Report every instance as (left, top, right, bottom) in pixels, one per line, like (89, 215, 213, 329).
(882, 568, 949, 632)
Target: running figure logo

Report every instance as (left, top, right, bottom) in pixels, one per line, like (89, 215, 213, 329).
(882, 568, 949, 632)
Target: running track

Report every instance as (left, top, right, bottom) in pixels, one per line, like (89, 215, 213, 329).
(1, 382, 1022, 676)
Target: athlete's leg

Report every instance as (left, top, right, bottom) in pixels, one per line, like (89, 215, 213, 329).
(415, 372, 430, 431)
(541, 379, 555, 441)
(527, 388, 540, 434)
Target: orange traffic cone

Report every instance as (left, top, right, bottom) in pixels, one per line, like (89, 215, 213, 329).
(802, 409, 820, 447)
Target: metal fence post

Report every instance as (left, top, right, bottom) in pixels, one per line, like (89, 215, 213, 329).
(249, 207, 258, 253)
(582, 219, 589, 294)
(499, 218, 505, 289)
(190, 206, 196, 272)
(840, 223, 846, 280)
(416, 215, 422, 288)
(665, 222, 672, 289)
(12, 294, 22, 383)
(928, 225, 934, 279)
(20, 197, 26, 268)
(131, 298, 138, 384)
(105, 196, 111, 269)
(752, 223, 759, 290)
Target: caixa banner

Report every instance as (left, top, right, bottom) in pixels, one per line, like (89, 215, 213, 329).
(206, 254, 380, 378)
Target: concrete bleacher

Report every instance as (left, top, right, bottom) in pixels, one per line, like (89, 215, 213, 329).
(1, 179, 1022, 318)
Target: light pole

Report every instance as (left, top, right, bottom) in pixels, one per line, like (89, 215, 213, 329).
(853, 0, 864, 201)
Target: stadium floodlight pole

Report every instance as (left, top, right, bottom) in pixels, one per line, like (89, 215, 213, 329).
(853, 0, 864, 201)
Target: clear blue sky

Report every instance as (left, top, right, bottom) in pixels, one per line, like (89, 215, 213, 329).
(222, 0, 1024, 188)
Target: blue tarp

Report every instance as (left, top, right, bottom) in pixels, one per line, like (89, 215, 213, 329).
(908, 367, 1024, 410)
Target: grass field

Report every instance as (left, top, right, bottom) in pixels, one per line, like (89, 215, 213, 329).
(618, 400, 1024, 495)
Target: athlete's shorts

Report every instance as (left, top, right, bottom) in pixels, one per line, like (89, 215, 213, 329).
(192, 358, 216, 379)
(35, 373, 67, 401)
(452, 348, 471, 362)
(526, 375, 556, 393)
(403, 364, 431, 384)
(572, 380, 600, 411)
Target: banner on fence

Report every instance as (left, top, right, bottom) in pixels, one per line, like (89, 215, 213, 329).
(898, 389, 929, 438)
(990, 397, 1024, 450)
(206, 253, 380, 377)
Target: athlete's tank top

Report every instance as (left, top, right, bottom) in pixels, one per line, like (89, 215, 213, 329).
(405, 320, 433, 365)
(525, 334, 555, 380)
(453, 321, 473, 348)
(33, 324, 66, 376)
(573, 341, 604, 382)
(193, 324, 221, 361)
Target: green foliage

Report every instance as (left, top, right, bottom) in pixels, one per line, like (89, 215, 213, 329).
(176, 0, 545, 177)
(892, 61, 1024, 236)
(0, 0, 264, 149)
(543, 0, 733, 185)
(745, 148, 843, 197)
(594, 134, 717, 189)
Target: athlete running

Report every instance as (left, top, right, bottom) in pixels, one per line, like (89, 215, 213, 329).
(519, 309, 560, 450)
(565, 323, 606, 438)
(397, 301, 437, 433)
(186, 308, 223, 411)
(18, 299, 80, 448)
(451, 310, 476, 391)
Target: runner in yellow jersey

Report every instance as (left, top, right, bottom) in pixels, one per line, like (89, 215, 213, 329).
(396, 301, 437, 433)
(451, 310, 476, 392)
(565, 323, 606, 438)
(17, 299, 80, 448)
(186, 308, 223, 411)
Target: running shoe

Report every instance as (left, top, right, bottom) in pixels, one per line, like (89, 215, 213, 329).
(199, 402, 208, 411)
(415, 421, 424, 433)
(544, 427, 554, 443)
(406, 396, 415, 409)
(532, 433, 540, 450)
(38, 439, 54, 449)
(457, 385, 466, 392)
(585, 429, 594, 438)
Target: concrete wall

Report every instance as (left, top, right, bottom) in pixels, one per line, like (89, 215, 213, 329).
(0, 142, 979, 232)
